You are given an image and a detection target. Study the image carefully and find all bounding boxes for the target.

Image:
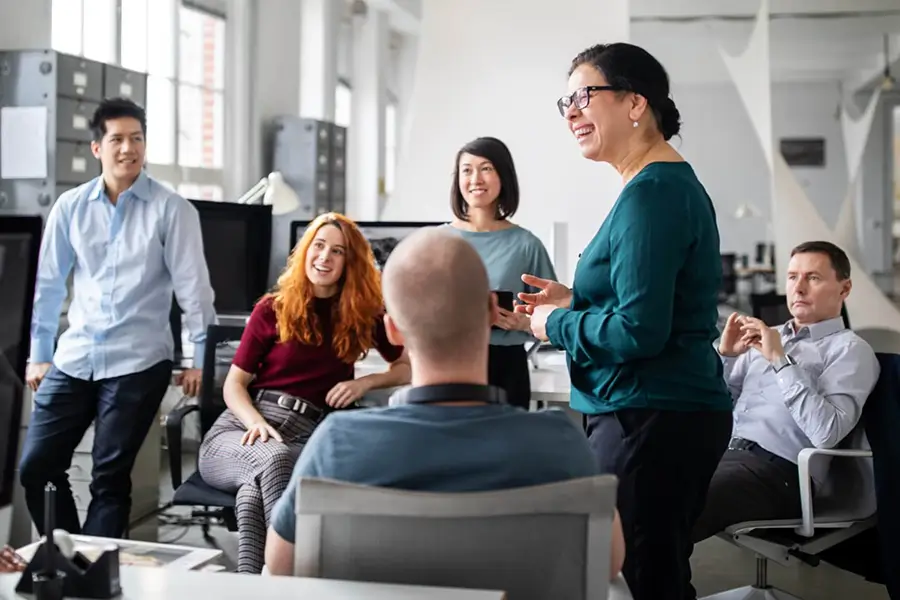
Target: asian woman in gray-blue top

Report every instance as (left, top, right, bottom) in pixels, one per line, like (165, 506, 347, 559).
(445, 137, 556, 410)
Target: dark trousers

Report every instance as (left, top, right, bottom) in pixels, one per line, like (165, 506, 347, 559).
(692, 447, 801, 546)
(586, 408, 732, 600)
(19, 360, 172, 538)
(487, 344, 530, 410)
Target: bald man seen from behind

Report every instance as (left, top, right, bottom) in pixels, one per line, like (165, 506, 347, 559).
(264, 228, 624, 579)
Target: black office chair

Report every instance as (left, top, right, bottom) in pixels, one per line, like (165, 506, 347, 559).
(751, 293, 852, 330)
(749, 292, 791, 326)
(164, 323, 246, 542)
(719, 252, 737, 302)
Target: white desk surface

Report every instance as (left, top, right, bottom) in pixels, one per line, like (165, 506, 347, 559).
(355, 349, 573, 405)
(0, 566, 506, 599)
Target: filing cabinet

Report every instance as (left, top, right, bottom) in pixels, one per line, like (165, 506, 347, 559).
(56, 97, 99, 143)
(0, 49, 147, 221)
(103, 65, 147, 104)
(56, 53, 104, 101)
(269, 116, 347, 219)
(56, 141, 101, 183)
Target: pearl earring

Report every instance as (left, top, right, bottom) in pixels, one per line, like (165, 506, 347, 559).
(633, 121, 639, 128)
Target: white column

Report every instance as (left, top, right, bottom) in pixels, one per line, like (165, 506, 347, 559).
(223, 0, 254, 202)
(347, 7, 389, 221)
(0, 0, 51, 49)
(248, 0, 302, 181)
(299, 0, 340, 121)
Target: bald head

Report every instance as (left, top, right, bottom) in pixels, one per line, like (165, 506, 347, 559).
(382, 228, 492, 363)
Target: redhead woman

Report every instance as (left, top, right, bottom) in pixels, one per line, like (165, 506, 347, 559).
(197, 213, 410, 573)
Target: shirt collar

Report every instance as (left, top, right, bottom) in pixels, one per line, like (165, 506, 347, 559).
(781, 316, 845, 341)
(87, 171, 150, 202)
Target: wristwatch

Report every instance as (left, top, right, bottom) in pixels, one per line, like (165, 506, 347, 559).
(771, 353, 796, 373)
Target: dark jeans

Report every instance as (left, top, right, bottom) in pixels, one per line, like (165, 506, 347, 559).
(586, 408, 732, 600)
(692, 447, 801, 545)
(19, 360, 172, 537)
(488, 344, 531, 410)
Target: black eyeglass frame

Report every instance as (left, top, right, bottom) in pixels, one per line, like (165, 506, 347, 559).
(556, 85, 625, 116)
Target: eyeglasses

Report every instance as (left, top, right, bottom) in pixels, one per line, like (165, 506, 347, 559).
(556, 85, 621, 116)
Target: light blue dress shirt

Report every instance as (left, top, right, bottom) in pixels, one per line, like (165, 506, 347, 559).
(30, 172, 217, 380)
(721, 316, 879, 484)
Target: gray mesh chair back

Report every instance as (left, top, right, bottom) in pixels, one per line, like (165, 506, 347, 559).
(292, 475, 618, 600)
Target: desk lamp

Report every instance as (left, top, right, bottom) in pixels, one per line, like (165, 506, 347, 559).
(236, 172, 301, 215)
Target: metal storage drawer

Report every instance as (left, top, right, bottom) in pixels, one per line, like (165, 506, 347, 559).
(56, 54, 103, 101)
(56, 97, 98, 143)
(103, 65, 146, 106)
(330, 176, 346, 214)
(56, 141, 99, 184)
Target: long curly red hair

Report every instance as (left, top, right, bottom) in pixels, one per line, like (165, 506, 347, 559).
(268, 213, 383, 363)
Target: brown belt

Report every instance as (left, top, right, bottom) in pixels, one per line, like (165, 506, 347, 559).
(255, 389, 325, 423)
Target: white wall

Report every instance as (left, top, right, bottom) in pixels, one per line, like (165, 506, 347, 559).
(384, 0, 630, 280)
(0, 0, 50, 49)
(672, 80, 849, 260)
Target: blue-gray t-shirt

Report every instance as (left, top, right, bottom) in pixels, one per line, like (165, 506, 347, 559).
(271, 404, 598, 543)
(445, 224, 557, 346)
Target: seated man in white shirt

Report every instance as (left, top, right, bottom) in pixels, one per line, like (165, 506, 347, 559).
(264, 227, 625, 578)
(692, 240, 879, 547)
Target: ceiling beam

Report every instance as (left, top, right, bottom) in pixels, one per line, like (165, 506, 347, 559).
(631, 0, 900, 20)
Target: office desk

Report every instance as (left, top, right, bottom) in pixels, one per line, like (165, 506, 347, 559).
(0, 567, 507, 599)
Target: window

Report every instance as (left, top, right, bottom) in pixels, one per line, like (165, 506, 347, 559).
(53, 0, 226, 197)
(125, 2, 225, 193)
(178, 5, 225, 169)
(51, 0, 116, 63)
(335, 81, 352, 128)
(385, 102, 398, 196)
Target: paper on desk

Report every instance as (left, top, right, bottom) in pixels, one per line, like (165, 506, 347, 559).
(0, 106, 48, 179)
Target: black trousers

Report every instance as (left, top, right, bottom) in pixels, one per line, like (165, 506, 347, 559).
(692, 447, 801, 546)
(487, 344, 531, 410)
(19, 360, 172, 537)
(586, 408, 732, 600)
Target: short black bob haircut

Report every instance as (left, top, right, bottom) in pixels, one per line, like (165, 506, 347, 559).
(89, 97, 147, 143)
(450, 136, 520, 221)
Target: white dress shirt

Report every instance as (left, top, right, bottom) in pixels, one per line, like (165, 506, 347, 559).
(721, 316, 879, 484)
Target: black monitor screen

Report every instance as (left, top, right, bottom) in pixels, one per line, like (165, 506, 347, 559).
(0, 215, 42, 508)
(290, 220, 444, 270)
(189, 200, 272, 315)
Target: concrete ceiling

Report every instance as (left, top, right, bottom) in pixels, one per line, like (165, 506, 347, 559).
(350, 0, 900, 90)
(632, 15, 900, 86)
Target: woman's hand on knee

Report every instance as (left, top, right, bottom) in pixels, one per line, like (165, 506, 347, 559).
(241, 421, 283, 445)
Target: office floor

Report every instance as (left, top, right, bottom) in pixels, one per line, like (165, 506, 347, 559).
(135, 450, 890, 598)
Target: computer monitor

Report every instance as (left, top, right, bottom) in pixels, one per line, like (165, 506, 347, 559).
(289, 220, 444, 270)
(0, 216, 42, 525)
(170, 202, 273, 356)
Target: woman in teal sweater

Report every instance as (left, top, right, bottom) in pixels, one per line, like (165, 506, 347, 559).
(446, 136, 556, 409)
(519, 43, 733, 600)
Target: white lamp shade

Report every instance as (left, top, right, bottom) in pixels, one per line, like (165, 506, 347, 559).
(263, 172, 301, 216)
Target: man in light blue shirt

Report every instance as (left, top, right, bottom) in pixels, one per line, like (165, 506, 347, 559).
(691, 241, 879, 552)
(18, 97, 216, 538)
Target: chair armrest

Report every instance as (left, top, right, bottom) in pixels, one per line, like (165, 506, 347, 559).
(795, 447, 873, 537)
(164, 403, 200, 490)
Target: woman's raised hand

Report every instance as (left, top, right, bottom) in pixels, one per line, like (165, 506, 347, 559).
(516, 274, 572, 314)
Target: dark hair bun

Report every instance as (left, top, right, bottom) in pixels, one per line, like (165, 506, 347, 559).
(658, 97, 681, 141)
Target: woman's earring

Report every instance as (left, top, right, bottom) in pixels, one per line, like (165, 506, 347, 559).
(633, 121, 639, 128)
